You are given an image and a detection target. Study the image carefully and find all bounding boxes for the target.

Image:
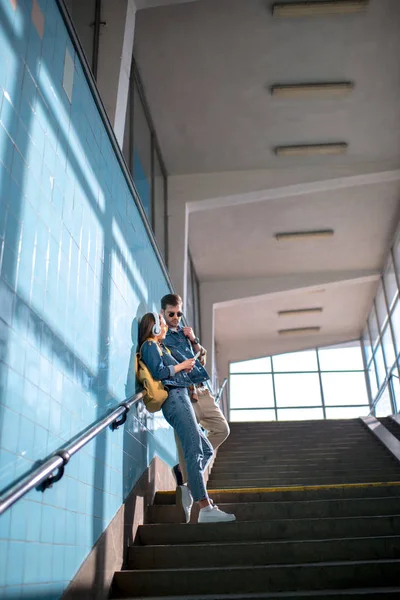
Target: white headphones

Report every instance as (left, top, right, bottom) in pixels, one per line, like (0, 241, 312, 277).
(152, 312, 161, 336)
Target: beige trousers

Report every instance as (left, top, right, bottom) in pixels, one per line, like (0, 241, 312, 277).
(175, 387, 230, 484)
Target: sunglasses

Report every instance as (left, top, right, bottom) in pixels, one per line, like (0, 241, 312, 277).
(168, 311, 183, 318)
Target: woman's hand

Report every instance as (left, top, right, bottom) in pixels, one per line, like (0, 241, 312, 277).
(174, 358, 196, 373)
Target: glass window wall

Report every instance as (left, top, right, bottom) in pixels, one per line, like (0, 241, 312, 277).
(230, 342, 370, 422)
(362, 229, 400, 417)
(122, 62, 168, 261)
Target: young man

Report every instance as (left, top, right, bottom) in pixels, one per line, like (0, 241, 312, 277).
(161, 293, 230, 521)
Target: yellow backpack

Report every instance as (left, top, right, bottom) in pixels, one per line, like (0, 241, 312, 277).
(135, 342, 168, 413)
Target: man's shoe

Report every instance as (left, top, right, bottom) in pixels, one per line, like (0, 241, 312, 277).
(176, 485, 193, 523)
(198, 505, 236, 523)
(171, 464, 184, 487)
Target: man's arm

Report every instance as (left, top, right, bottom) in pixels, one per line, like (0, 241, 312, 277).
(183, 327, 207, 365)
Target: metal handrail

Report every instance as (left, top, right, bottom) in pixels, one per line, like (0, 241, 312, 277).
(0, 391, 143, 516)
(215, 378, 228, 404)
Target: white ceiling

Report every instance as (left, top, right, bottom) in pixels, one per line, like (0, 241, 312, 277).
(134, 0, 400, 369)
(189, 180, 400, 280)
(135, 0, 400, 174)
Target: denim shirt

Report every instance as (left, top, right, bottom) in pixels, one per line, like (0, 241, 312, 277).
(164, 326, 210, 381)
(140, 340, 208, 388)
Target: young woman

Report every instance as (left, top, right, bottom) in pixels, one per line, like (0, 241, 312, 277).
(138, 312, 235, 524)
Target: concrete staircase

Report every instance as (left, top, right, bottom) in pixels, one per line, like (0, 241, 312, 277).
(112, 419, 400, 599)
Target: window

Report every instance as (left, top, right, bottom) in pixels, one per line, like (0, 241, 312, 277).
(230, 357, 272, 374)
(318, 341, 364, 371)
(368, 307, 380, 349)
(230, 374, 274, 409)
(230, 409, 276, 422)
(391, 299, 400, 356)
(321, 372, 368, 406)
(375, 282, 388, 330)
(362, 325, 372, 366)
(277, 408, 324, 421)
(274, 373, 321, 407)
(382, 324, 396, 372)
(374, 385, 392, 417)
(272, 349, 318, 372)
(229, 341, 369, 422)
(374, 343, 386, 387)
(123, 64, 168, 259)
(153, 147, 167, 260)
(383, 254, 398, 311)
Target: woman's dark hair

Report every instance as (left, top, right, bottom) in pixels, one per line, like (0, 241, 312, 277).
(138, 313, 156, 348)
(161, 294, 182, 310)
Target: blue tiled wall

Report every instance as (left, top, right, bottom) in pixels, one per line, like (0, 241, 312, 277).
(0, 1, 175, 597)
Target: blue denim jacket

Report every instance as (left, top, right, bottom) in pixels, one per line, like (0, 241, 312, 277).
(140, 340, 208, 388)
(164, 327, 210, 381)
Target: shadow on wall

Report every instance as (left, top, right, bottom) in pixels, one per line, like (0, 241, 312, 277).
(0, 0, 173, 598)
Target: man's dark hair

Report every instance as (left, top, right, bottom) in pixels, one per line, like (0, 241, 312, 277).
(161, 294, 182, 310)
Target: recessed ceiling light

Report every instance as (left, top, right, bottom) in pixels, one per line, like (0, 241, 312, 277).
(275, 229, 334, 241)
(271, 82, 354, 98)
(272, 1, 369, 18)
(275, 143, 348, 157)
(278, 308, 323, 317)
(278, 327, 321, 335)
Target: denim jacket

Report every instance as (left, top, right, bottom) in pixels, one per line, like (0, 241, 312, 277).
(164, 327, 210, 381)
(140, 339, 209, 388)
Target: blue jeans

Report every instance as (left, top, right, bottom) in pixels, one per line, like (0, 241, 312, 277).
(162, 387, 213, 501)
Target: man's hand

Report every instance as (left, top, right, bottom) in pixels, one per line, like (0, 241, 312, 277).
(183, 327, 196, 342)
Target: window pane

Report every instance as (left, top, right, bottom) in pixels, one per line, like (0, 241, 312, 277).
(186, 255, 195, 332)
(368, 307, 380, 349)
(277, 408, 323, 421)
(133, 85, 152, 220)
(391, 299, 400, 356)
(318, 341, 364, 371)
(230, 374, 274, 408)
(391, 373, 400, 413)
(382, 324, 396, 372)
(274, 373, 321, 407)
(153, 149, 166, 259)
(230, 357, 272, 373)
(375, 282, 388, 330)
(230, 409, 275, 422)
(375, 385, 392, 417)
(321, 372, 368, 406)
(367, 359, 378, 399)
(325, 406, 370, 419)
(394, 234, 400, 285)
(273, 350, 318, 372)
(384, 253, 398, 311)
(374, 343, 386, 387)
(362, 325, 373, 365)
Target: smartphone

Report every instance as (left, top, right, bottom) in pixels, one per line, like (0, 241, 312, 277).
(194, 350, 201, 360)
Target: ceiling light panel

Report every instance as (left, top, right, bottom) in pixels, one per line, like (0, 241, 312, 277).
(275, 229, 334, 241)
(275, 143, 348, 157)
(278, 327, 321, 335)
(278, 308, 323, 317)
(271, 82, 354, 98)
(272, 1, 369, 18)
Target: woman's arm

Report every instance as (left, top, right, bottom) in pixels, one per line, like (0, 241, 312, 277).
(141, 341, 176, 381)
(141, 341, 196, 381)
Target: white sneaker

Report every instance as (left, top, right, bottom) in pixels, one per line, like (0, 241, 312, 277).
(198, 505, 236, 523)
(176, 485, 193, 523)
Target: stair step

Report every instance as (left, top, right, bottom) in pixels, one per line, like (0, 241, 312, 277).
(154, 484, 400, 505)
(207, 476, 400, 488)
(138, 514, 400, 546)
(112, 559, 400, 597)
(111, 587, 400, 599)
(209, 467, 400, 478)
(146, 496, 400, 524)
(129, 535, 400, 569)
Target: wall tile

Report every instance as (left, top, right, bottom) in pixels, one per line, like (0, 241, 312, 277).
(0, 1, 174, 597)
